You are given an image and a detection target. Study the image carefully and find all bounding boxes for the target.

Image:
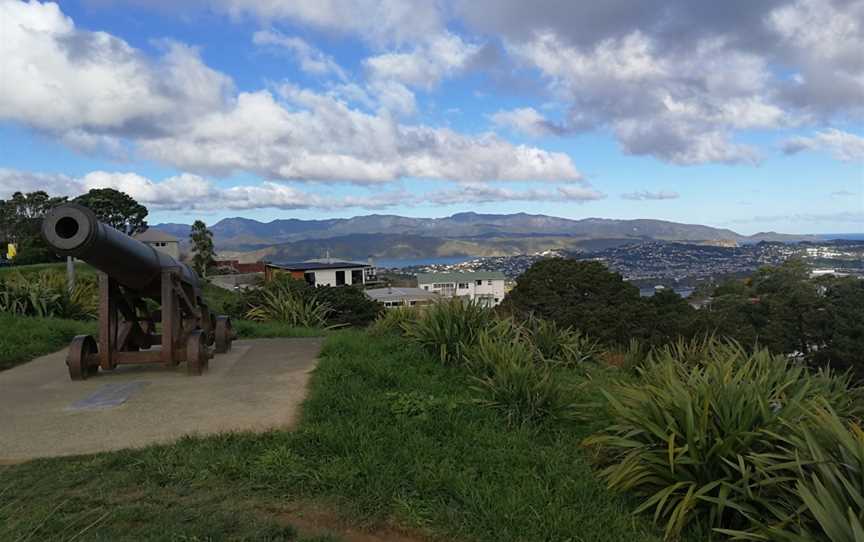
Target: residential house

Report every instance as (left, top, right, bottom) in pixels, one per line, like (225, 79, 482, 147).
(265, 261, 376, 287)
(365, 286, 439, 308)
(416, 271, 506, 306)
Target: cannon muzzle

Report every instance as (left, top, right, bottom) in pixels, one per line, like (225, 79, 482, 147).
(42, 204, 199, 296)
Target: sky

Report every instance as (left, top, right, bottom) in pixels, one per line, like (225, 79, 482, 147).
(0, 0, 862, 234)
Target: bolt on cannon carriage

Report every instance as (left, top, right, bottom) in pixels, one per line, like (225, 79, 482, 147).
(41, 204, 233, 380)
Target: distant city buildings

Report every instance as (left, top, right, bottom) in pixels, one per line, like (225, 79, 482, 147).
(416, 271, 506, 307)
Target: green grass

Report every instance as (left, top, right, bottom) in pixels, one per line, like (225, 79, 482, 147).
(0, 331, 677, 541)
(233, 320, 326, 339)
(0, 261, 97, 278)
(0, 313, 96, 371)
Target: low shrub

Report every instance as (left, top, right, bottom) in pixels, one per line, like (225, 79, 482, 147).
(583, 341, 860, 540)
(525, 315, 600, 367)
(466, 325, 577, 427)
(403, 297, 492, 365)
(731, 406, 864, 542)
(367, 306, 422, 336)
(312, 285, 383, 327)
(244, 280, 332, 328)
(0, 271, 97, 320)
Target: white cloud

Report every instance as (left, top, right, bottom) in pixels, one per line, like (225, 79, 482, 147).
(253, 30, 348, 80)
(621, 190, 680, 201)
(137, 88, 582, 183)
(490, 108, 566, 137)
(0, 1, 580, 186)
(0, 168, 603, 211)
(211, 0, 443, 46)
(509, 31, 771, 164)
(781, 129, 864, 162)
(0, 1, 231, 136)
(364, 32, 479, 89)
(429, 183, 604, 205)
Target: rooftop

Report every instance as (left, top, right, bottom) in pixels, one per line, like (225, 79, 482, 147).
(134, 229, 178, 243)
(365, 287, 439, 302)
(416, 271, 506, 283)
(267, 261, 371, 271)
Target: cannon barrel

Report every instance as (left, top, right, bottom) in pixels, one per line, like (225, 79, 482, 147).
(42, 204, 199, 296)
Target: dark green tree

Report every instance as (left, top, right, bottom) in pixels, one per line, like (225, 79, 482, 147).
(74, 188, 148, 235)
(643, 288, 697, 347)
(504, 259, 648, 345)
(189, 220, 215, 277)
(814, 276, 864, 381)
(0, 191, 67, 264)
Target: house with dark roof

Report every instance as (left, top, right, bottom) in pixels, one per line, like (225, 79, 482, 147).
(265, 260, 376, 287)
(133, 229, 180, 259)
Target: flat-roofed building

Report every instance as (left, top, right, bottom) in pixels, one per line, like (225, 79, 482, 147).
(133, 229, 180, 259)
(416, 271, 506, 307)
(365, 286, 439, 308)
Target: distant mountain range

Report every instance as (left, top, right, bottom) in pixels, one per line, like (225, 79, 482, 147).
(154, 212, 819, 261)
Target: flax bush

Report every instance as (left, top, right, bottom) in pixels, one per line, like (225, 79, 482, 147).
(368, 306, 423, 336)
(402, 297, 492, 365)
(583, 341, 859, 540)
(524, 315, 601, 367)
(0, 271, 97, 320)
(725, 406, 864, 542)
(465, 323, 577, 427)
(244, 279, 332, 328)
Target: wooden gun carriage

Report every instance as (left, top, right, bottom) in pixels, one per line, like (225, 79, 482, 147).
(42, 204, 233, 380)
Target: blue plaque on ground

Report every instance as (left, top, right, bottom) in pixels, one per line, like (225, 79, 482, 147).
(67, 382, 150, 411)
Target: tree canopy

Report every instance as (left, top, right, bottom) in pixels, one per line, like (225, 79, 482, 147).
(74, 188, 148, 235)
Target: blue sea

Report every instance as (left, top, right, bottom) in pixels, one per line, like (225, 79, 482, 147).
(817, 233, 864, 241)
(375, 256, 472, 269)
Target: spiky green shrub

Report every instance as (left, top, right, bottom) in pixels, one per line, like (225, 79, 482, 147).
(0, 271, 97, 319)
(583, 341, 858, 540)
(524, 315, 601, 367)
(245, 281, 332, 327)
(466, 325, 576, 427)
(403, 297, 492, 365)
(727, 406, 864, 542)
(368, 306, 423, 336)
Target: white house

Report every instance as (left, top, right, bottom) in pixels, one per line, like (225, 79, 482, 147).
(134, 229, 180, 259)
(416, 271, 507, 307)
(265, 261, 376, 287)
(365, 286, 439, 308)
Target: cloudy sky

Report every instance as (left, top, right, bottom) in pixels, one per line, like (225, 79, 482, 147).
(0, 0, 862, 233)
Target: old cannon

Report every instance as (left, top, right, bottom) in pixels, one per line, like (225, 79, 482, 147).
(41, 204, 233, 380)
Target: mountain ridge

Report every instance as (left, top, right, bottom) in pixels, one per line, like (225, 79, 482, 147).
(153, 212, 818, 259)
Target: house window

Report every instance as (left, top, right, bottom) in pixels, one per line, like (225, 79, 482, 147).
(304, 272, 316, 286)
(475, 280, 482, 286)
(351, 269, 363, 284)
(487, 280, 493, 285)
(423, 285, 429, 290)
(458, 283, 468, 289)
(335, 270, 346, 286)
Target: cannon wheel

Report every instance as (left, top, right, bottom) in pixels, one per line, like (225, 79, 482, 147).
(67, 335, 98, 381)
(215, 316, 233, 354)
(186, 330, 206, 376)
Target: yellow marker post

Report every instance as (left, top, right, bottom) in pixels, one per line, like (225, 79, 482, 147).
(6, 243, 17, 261)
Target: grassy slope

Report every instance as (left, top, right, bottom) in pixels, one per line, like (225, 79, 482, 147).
(0, 331, 668, 541)
(0, 314, 96, 371)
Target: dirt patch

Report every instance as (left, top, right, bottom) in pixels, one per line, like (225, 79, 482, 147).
(273, 502, 433, 542)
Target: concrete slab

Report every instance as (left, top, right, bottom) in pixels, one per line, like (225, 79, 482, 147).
(0, 338, 323, 462)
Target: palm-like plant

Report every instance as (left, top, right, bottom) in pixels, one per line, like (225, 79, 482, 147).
(583, 341, 858, 540)
(525, 315, 600, 367)
(245, 286, 332, 328)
